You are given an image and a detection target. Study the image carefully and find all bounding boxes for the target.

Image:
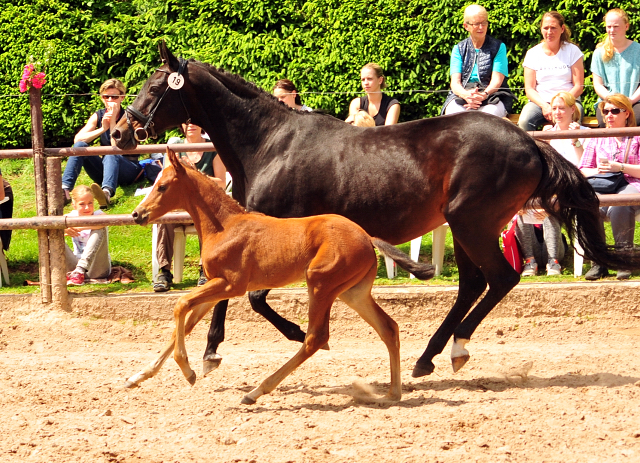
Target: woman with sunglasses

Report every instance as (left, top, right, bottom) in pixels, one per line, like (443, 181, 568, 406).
(62, 78, 143, 208)
(591, 9, 640, 127)
(441, 4, 514, 117)
(579, 94, 640, 280)
(519, 11, 584, 132)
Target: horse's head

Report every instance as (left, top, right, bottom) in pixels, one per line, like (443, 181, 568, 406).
(132, 147, 189, 225)
(113, 41, 192, 150)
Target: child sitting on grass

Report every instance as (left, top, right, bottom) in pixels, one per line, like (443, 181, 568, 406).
(64, 185, 111, 285)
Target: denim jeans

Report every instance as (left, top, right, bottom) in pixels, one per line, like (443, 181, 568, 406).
(518, 101, 584, 132)
(599, 183, 640, 246)
(62, 141, 142, 194)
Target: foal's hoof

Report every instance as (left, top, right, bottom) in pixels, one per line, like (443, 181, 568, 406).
(123, 381, 138, 389)
(451, 355, 470, 373)
(411, 361, 435, 378)
(320, 342, 330, 351)
(241, 395, 256, 405)
(186, 371, 197, 386)
(202, 353, 223, 377)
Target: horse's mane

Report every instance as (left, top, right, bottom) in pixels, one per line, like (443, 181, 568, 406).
(189, 59, 317, 116)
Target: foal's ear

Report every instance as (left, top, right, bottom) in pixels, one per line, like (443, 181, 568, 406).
(158, 40, 179, 70)
(165, 147, 185, 175)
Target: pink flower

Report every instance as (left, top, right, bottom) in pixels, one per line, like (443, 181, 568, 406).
(18, 64, 46, 92)
(19, 80, 27, 93)
(31, 73, 46, 89)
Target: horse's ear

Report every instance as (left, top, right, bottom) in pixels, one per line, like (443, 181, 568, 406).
(158, 40, 179, 70)
(165, 147, 185, 175)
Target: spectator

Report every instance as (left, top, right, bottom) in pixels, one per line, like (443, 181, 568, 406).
(345, 110, 375, 127)
(519, 11, 584, 132)
(0, 168, 14, 253)
(153, 123, 227, 292)
(516, 92, 586, 276)
(64, 185, 111, 286)
(272, 79, 312, 111)
(579, 94, 640, 280)
(347, 63, 400, 126)
(62, 78, 143, 208)
(441, 4, 514, 117)
(591, 8, 640, 127)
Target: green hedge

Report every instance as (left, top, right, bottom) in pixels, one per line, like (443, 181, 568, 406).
(0, 0, 638, 149)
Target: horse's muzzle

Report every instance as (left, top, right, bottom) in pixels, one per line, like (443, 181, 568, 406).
(131, 207, 149, 226)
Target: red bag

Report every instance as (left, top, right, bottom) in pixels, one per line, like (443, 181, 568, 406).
(501, 217, 523, 273)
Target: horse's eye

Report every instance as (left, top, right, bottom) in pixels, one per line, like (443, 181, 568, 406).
(157, 184, 167, 192)
(149, 85, 162, 95)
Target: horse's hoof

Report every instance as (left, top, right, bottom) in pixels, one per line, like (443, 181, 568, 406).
(451, 355, 470, 373)
(412, 361, 435, 378)
(123, 380, 138, 389)
(320, 342, 330, 351)
(202, 354, 222, 377)
(186, 371, 197, 386)
(241, 395, 256, 405)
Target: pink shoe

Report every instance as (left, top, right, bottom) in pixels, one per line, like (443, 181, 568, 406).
(67, 270, 85, 286)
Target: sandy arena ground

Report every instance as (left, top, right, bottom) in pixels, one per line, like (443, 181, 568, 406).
(1, 285, 640, 462)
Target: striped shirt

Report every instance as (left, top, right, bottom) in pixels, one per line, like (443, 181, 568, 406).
(579, 136, 640, 191)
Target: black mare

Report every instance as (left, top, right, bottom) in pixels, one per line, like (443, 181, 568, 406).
(113, 43, 640, 378)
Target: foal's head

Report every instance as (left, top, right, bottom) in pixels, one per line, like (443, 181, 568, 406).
(132, 147, 194, 226)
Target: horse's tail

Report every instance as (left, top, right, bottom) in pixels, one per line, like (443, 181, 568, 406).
(531, 139, 639, 270)
(372, 238, 436, 280)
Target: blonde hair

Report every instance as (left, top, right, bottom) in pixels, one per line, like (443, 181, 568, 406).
(463, 4, 488, 23)
(596, 9, 630, 62)
(71, 185, 94, 202)
(598, 93, 637, 128)
(350, 110, 375, 127)
(550, 91, 580, 123)
(361, 63, 387, 89)
(99, 78, 126, 96)
(540, 11, 573, 45)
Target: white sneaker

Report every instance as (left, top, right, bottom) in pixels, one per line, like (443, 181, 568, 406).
(546, 259, 562, 276)
(521, 258, 537, 276)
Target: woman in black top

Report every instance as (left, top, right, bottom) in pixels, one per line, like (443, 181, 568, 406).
(347, 63, 400, 126)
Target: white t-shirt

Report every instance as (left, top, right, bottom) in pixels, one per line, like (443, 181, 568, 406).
(523, 42, 583, 102)
(548, 125, 589, 166)
(65, 209, 105, 258)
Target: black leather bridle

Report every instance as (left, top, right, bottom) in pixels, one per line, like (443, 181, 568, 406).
(125, 57, 192, 142)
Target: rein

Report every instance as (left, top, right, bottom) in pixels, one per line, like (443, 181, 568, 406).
(126, 57, 192, 141)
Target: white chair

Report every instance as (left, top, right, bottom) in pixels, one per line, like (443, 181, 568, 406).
(0, 239, 9, 287)
(384, 223, 449, 278)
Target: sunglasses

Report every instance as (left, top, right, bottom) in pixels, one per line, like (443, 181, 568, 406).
(102, 94, 123, 100)
(602, 108, 626, 115)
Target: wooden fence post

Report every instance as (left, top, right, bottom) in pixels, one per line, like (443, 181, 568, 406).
(46, 155, 69, 311)
(29, 87, 51, 303)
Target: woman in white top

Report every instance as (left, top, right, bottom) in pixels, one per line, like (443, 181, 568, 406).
(542, 91, 589, 165)
(519, 11, 584, 132)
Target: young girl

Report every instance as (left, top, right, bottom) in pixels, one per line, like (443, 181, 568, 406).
(347, 63, 400, 126)
(64, 185, 111, 285)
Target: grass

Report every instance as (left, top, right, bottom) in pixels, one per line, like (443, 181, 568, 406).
(0, 157, 635, 296)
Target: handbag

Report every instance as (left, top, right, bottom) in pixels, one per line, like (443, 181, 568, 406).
(501, 217, 522, 273)
(587, 138, 631, 194)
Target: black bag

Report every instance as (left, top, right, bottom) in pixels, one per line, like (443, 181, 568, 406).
(587, 138, 631, 194)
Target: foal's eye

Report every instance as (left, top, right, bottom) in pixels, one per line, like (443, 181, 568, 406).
(157, 184, 167, 192)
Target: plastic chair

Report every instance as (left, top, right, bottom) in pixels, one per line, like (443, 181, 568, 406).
(0, 238, 10, 287)
(384, 223, 449, 278)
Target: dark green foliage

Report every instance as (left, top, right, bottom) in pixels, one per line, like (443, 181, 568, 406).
(1, 0, 639, 148)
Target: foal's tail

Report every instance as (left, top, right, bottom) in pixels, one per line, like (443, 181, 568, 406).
(532, 139, 640, 270)
(372, 238, 436, 280)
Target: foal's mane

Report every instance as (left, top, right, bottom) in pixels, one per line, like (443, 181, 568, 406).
(189, 59, 316, 115)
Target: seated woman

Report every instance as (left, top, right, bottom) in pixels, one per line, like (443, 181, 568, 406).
(441, 4, 514, 117)
(591, 8, 640, 127)
(579, 94, 640, 280)
(64, 185, 111, 286)
(347, 63, 400, 126)
(272, 79, 312, 111)
(519, 11, 584, 132)
(153, 122, 227, 292)
(62, 78, 143, 208)
(516, 91, 587, 276)
(0, 168, 14, 254)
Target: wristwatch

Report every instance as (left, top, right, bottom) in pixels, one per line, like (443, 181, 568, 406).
(621, 163, 625, 172)
(571, 139, 582, 148)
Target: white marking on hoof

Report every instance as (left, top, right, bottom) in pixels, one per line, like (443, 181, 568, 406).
(202, 354, 223, 377)
(451, 338, 471, 373)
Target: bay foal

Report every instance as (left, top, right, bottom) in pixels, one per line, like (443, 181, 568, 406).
(127, 147, 433, 404)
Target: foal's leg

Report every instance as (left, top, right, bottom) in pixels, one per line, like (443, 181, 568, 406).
(413, 239, 487, 377)
(203, 299, 229, 377)
(338, 267, 402, 401)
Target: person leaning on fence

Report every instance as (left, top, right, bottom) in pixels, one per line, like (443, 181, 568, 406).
(272, 79, 313, 111)
(591, 8, 640, 127)
(347, 63, 400, 126)
(519, 11, 584, 132)
(440, 4, 514, 117)
(62, 78, 143, 209)
(578, 94, 640, 281)
(516, 91, 586, 277)
(0, 168, 14, 255)
(64, 185, 111, 286)
(153, 122, 227, 292)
